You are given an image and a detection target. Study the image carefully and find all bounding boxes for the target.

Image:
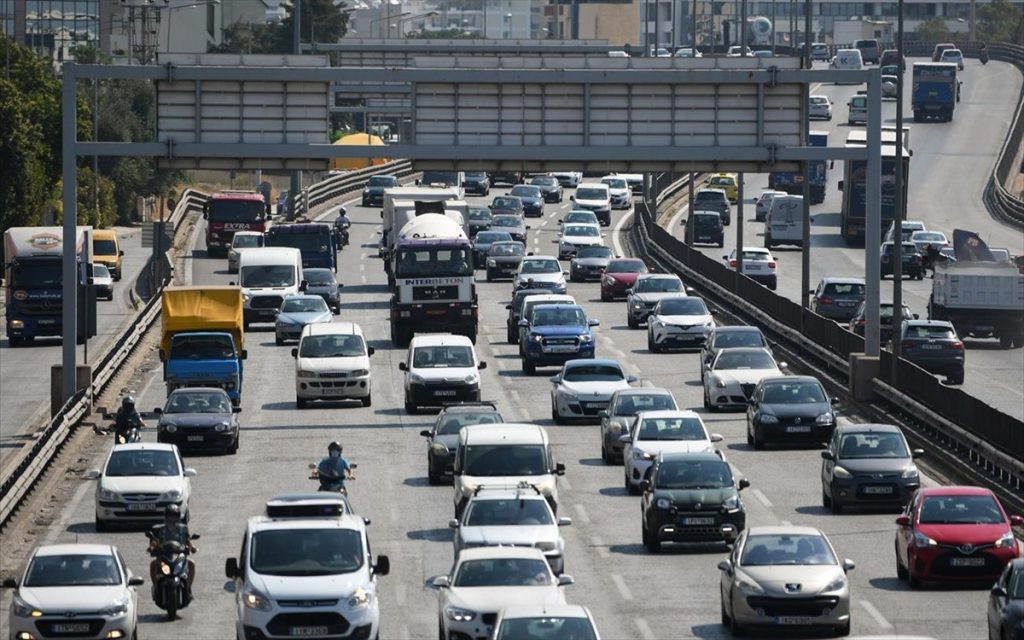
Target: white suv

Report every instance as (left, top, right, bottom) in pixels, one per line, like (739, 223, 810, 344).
(599, 175, 632, 210)
(225, 495, 390, 640)
(723, 247, 778, 290)
(400, 333, 486, 413)
(621, 410, 723, 494)
(293, 322, 374, 409)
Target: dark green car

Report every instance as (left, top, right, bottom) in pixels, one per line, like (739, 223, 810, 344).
(640, 452, 749, 552)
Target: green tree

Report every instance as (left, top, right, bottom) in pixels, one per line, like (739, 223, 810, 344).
(209, 22, 289, 54)
(914, 17, 952, 41)
(279, 0, 350, 52)
(976, 0, 1023, 42)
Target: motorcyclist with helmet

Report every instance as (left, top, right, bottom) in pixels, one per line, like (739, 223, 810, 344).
(316, 441, 354, 492)
(333, 207, 351, 248)
(148, 505, 197, 593)
(113, 395, 145, 443)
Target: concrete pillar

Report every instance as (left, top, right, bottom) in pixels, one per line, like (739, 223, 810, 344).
(51, 365, 92, 418)
(848, 353, 879, 402)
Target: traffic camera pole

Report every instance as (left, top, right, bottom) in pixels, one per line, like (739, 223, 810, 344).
(801, 0, 812, 311)
(61, 64, 79, 404)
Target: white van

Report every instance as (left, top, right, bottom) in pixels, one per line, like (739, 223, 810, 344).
(847, 92, 868, 125)
(764, 194, 804, 248)
(293, 322, 374, 408)
(237, 247, 303, 327)
(570, 183, 612, 226)
(831, 48, 864, 84)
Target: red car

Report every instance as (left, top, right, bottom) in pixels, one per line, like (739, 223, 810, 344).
(895, 486, 1022, 588)
(600, 258, 649, 301)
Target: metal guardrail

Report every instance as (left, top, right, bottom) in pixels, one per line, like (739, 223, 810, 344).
(293, 160, 414, 218)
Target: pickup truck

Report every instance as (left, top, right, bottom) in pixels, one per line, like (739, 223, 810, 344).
(519, 303, 599, 375)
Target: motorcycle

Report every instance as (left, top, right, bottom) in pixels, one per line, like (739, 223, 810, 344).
(146, 530, 199, 620)
(334, 212, 351, 248)
(111, 417, 144, 445)
(308, 462, 357, 496)
(980, 51, 989, 65)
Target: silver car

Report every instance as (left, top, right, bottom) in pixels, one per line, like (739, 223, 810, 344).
(599, 387, 678, 464)
(808, 95, 832, 120)
(274, 294, 332, 345)
(719, 526, 854, 637)
(810, 277, 866, 322)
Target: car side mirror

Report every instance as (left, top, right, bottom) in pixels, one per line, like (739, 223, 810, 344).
(837, 180, 844, 191)
(618, 434, 632, 444)
(842, 559, 856, 572)
(710, 433, 724, 443)
(299, 280, 308, 292)
(625, 288, 633, 295)
(449, 518, 460, 528)
(367, 346, 375, 356)
(419, 430, 433, 439)
(374, 555, 390, 576)
(722, 255, 729, 260)
(478, 361, 487, 370)
(557, 220, 563, 224)
(240, 349, 248, 360)
(184, 468, 198, 478)
(911, 449, 924, 459)
(232, 406, 242, 413)
(821, 450, 834, 460)
(589, 319, 600, 327)
(1011, 515, 1024, 526)
(337, 284, 344, 291)
(598, 410, 609, 418)
(562, 270, 570, 276)
(569, 196, 575, 201)
(549, 375, 561, 384)
(518, 320, 529, 328)
(291, 348, 298, 358)
(778, 362, 788, 369)
(557, 575, 575, 586)
(225, 558, 239, 579)
(128, 576, 144, 586)
(738, 478, 750, 490)
(639, 479, 651, 492)
(558, 517, 572, 527)
(913, 313, 920, 319)
(895, 515, 910, 527)
(84, 469, 101, 480)
(505, 304, 513, 310)
(555, 462, 566, 476)
(992, 585, 1008, 597)
(717, 559, 733, 575)
(526, 226, 532, 230)
(153, 407, 163, 415)
(431, 576, 451, 589)
(399, 362, 408, 371)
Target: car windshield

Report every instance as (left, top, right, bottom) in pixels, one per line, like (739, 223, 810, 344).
(577, 246, 612, 259)
(497, 617, 596, 640)
(710, 177, 735, 187)
(837, 432, 908, 459)
(564, 212, 598, 224)
(715, 351, 775, 370)
(602, 178, 627, 189)
(636, 278, 682, 293)
(170, 334, 235, 360)
(250, 529, 363, 576)
(658, 298, 707, 316)
(469, 209, 492, 220)
(741, 534, 837, 566)
(490, 243, 525, 257)
(510, 186, 541, 198)
(695, 192, 724, 202)
(658, 460, 733, 489)
(823, 283, 865, 297)
(491, 217, 522, 228)
(761, 382, 826, 404)
(25, 554, 121, 587)
(563, 364, 624, 383)
(905, 325, 956, 340)
(367, 176, 397, 187)
(737, 251, 771, 261)
(105, 450, 180, 477)
(531, 177, 558, 186)
(241, 265, 295, 288)
(465, 172, 487, 179)
(422, 171, 459, 186)
(465, 499, 553, 526)
(436, 411, 502, 435)
(166, 391, 231, 414)
(413, 346, 475, 368)
(462, 444, 548, 476)
(299, 334, 365, 358)
(607, 260, 645, 273)
(576, 188, 607, 200)
(267, 232, 331, 253)
(531, 307, 586, 327)
(810, 96, 829, 105)
(453, 557, 553, 587)
(521, 259, 560, 274)
(395, 247, 472, 278)
(281, 298, 328, 313)
(477, 232, 512, 244)
(912, 232, 945, 243)
(694, 214, 721, 228)
(919, 494, 1005, 525)
(93, 239, 118, 255)
(712, 330, 765, 349)
(565, 225, 599, 237)
(303, 270, 335, 285)
(612, 393, 676, 416)
(492, 198, 521, 210)
(637, 417, 707, 441)
(92, 264, 110, 278)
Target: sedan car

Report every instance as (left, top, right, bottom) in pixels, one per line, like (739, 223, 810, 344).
(550, 171, 582, 188)
(154, 387, 240, 454)
(529, 175, 564, 203)
(895, 319, 965, 385)
(755, 189, 787, 222)
(91, 263, 114, 301)
(626, 274, 686, 328)
(895, 486, 1022, 588)
(514, 256, 567, 293)
(700, 325, 772, 382)
(431, 547, 572, 640)
(274, 294, 332, 345)
(550, 359, 636, 424)
(227, 230, 265, 274)
(940, 48, 965, 70)
(599, 387, 678, 464)
(808, 94, 833, 120)
(821, 423, 922, 513)
(360, 174, 398, 207)
(87, 443, 196, 530)
(724, 247, 778, 290)
(4, 544, 143, 640)
(569, 245, 615, 282)
(420, 402, 503, 485)
(510, 185, 546, 217)
(489, 195, 525, 217)
(302, 267, 342, 314)
(719, 526, 855, 637)
(467, 206, 493, 238)
(561, 210, 600, 226)
(988, 558, 1024, 640)
(746, 376, 836, 449)
(622, 410, 723, 494)
(909, 230, 950, 254)
(703, 347, 786, 411)
(472, 230, 514, 266)
(647, 296, 715, 352)
(810, 276, 866, 322)
(490, 215, 529, 244)
(463, 171, 491, 196)
(557, 224, 604, 259)
(641, 452, 749, 551)
(489, 170, 521, 187)
(600, 258, 649, 301)
(493, 605, 600, 640)
(485, 241, 526, 281)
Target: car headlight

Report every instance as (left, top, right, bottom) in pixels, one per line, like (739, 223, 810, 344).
(578, 334, 593, 344)
(631, 302, 644, 309)
(536, 541, 556, 551)
(351, 369, 370, 377)
(214, 422, 230, 432)
(99, 488, 121, 501)
(430, 442, 450, 455)
(632, 448, 652, 461)
(714, 377, 727, 388)
(823, 575, 847, 592)
(347, 586, 374, 609)
(901, 466, 919, 480)
(163, 423, 178, 433)
(298, 370, 317, 379)
(603, 276, 615, 285)
(409, 373, 425, 384)
(656, 497, 671, 509)
(704, 321, 715, 328)
(996, 531, 1017, 549)
(559, 392, 578, 403)
(464, 374, 478, 384)
(487, 258, 496, 267)
(735, 571, 765, 595)
(831, 465, 852, 478)
(530, 334, 544, 343)
(160, 490, 182, 501)
(10, 319, 25, 329)
(12, 595, 42, 618)
(722, 494, 741, 511)
(445, 606, 477, 622)
(816, 412, 834, 425)
(241, 291, 252, 302)
(913, 531, 937, 548)
(104, 597, 130, 616)
(276, 316, 297, 326)
(758, 414, 778, 424)
(243, 588, 272, 611)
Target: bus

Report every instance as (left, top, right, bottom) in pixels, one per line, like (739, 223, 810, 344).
(204, 191, 268, 256)
(839, 129, 911, 243)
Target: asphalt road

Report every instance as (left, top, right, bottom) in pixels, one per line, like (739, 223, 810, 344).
(0, 227, 150, 466)
(0, 185, 1002, 640)
(668, 57, 1024, 419)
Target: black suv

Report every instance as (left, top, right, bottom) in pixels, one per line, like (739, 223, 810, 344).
(894, 320, 965, 385)
(881, 241, 924, 280)
(463, 171, 491, 196)
(420, 402, 504, 485)
(640, 452, 749, 552)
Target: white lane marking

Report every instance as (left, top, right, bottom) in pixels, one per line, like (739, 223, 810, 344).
(573, 503, 591, 524)
(635, 618, 656, 640)
(510, 389, 522, 405)
(752, 489, 773, 508)
(861, 599, 894, 630)
(591, 535, 610, 558)
(612, 205, 631, 257)
(360, 253, 367, 260)
(359, 263, 366, 272)
(611, 573, 634, 600)
(780, 520, 792, 526)
(361, 275, 367, 284)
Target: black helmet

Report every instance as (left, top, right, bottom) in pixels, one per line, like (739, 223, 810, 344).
(164, 505, 181, 519)
(122, 395, 135, 407)
(328, 441, 343, 454)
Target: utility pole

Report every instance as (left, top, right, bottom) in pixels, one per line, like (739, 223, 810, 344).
(290, 0, 302, 220)
(891, 0, 906, 380)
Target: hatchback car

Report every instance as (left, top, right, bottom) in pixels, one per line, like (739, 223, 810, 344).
(895, 486, 1022, 588)
(821, 423, 922, 513)
(274, 294, 333, 345)
(809, 42, 830, 61)
(361, 174, 398, 206)
(940, 48, 965, 70)
(87, 443, 196, 530)
(467, 206, 493, 238)
(685, 210, 726, 247)
(558, 224, 604, 259)
(895, 319, 965, 385)
(514, 256, 567, 293)
(909, 230, 949, 254)
(472, 230, 514, 266)
(302, 267, 342, 314)
(600, 258, 649, 301)
(703, 347, 786, 411)
(569, 245, 615, 282)
(561, 209, 601, 226)
(490, 215, 529, 245)
(810, 277, 867, 322)
(808, 94, 833, 120)
(493, 605, 600, 640)
(724, 247, 778, 290)
(529, 175, 564, 203)
(155, 387, 241, 454)
(227, 230, 265, 274)
(550, 358, 634, 423)
(647, 296, 716, 352)
(510, 185, 546, 217)
(626, 273, 686, 328)
(485, 241, 526, 281)
(879, 239, 924, 275)
(463, 171, 491, 196)
(849, 301, 916, 342)
(599, 387, 678, 464)
(746, 376, 836, 449)
(599, 175, 632, 210)
(91, 263, 114, 301)
(622, 410, 722, 494)
(880, 48, 906, 71)
(988, 558, 1024, 640)
(695, 189, 731, 224)
(489, 195, 525, 217)
(420, 402, 503, 484)
(700, 325, 772, 381)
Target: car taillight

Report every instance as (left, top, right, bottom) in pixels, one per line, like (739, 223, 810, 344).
(729, 260, 737, 267)
(913, 255, 922, 264)
(819, 296, 833, 305)
(767, 261, 776, 268)
(858, 319, 866, 326)
(950, 341, 963, 350)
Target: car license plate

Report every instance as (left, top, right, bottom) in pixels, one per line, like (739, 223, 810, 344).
(187, 435, 204, 442)
(863, 485, 893, 494)
(38, 319, 56, 325)
(290, 626, 329, 636)
(426, 309, 446, 316)
(127, 503, 157, 511)
(776, 616, 814, 625)
(433, 390, 457, 396)
(53, 623, 91, 634)
(921, 344, 942, 350)
(838, 301, 856, 307)
(786, 425, 812, 433)
(683, 517, 714, 525)
(548, 345, 576, 353)
(950, 557, 985, 567)
(746, 264, 762, 271)
(583, 402, 605, 409)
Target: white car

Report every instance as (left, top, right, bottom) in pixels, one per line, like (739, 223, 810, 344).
(726, 45, 752, 57)
(293, 322, 374, 408)
(450, 486, 572, 574)
(909, 230, 949, 253)
(702, 347, 786, 411)
(570, 183, 612, 226)
(621, 410, 723, 494)
(432, 547, 573, 640)
(87, 443, 196, 530)
(673, 47, 702, 58)
(647, 295, 716, 352)
(514, 256, 567, 294)
(549, 171, 582, 188)
(625, 273, 687, 328)
(5, 544, 142, 640)
(493, 605, 601, 640)
(808, 94, 833, 120)
(884, 219, 927, 242)
(91, 263, 114, 301)
(400, 333, 486, 413)
(557, 223, 604, 259)
(227, 230, 265, 274)
(550, 359, 637, 424)
(754, 189, 787, 222)
(940, 48, 965, 70)
(723, 247, 778, 290)
(599, 175, 632, 210)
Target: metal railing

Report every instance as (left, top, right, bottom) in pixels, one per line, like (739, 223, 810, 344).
(293, 160, 415, 218)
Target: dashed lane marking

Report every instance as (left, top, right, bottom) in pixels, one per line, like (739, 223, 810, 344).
(753, 489, 773, 508)
(861, 599, 894, 630)
(611, 573, 633, 600)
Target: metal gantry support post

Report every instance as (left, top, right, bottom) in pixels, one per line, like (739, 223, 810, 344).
(735, 173, 744, 287)
(61, 63, 79, 404)
(891, 0, 906, 376)
(687, 172, 695, 243)
(864, 69, 883, 357)
(291, 0, 303, 220)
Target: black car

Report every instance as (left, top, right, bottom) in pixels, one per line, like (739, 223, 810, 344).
(489, 215, 528, 244)
(489, 195, 524, 217)
(894, 319, 965, 385)
(488, 170, 521, 186)
(881, 241, 925, 279)
(529, 175, 564, 203)
(849, 301, 915, 342)
(820, 423, 922, 513)
(569, 245, 614, 282)
(640, 452, 749, 552)
(463, 171, 491, 196)
(685, 211, 725, 247)
(988, 558, 1024, 640)
(155, 387, 241, 454)
(746, 376, 837, 449)
(302, 268, 342, 314)
(420, 402, 504, 485)
(472, 230, 513, 267)
(505, 288, 549, 344)
(485, 241, 526, 282)
(509, 185, 545, 217)
(361, 174, 398, 207)
(467, 206, 492, 238)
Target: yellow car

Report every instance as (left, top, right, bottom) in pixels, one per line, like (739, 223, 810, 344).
(92, 228, 123, 280)
(706, 173, 739, 203)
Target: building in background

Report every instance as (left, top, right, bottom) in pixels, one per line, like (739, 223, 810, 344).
(5, 0, 110, 64)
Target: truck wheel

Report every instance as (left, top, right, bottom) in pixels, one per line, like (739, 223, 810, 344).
(913, 110, 921, 123)
(404, 395, 418, 414)
(296, 398, 308, 409)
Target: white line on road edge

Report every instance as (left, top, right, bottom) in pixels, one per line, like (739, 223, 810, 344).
(591, 535, 610, 558)
(860, 600, 894, 630)
(611, 573, 634, 600)
(635, 618, 656, 640)
(753, 489, 774, 508)
(612, 205, 631, 258)
(573, 503, 591, 524)
(560, 475, 573, 491)
(359, 263, 366, 271)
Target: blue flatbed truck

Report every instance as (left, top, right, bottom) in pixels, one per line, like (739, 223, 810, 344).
(912, 62, 959, 122)
(768, 131, 828, 204)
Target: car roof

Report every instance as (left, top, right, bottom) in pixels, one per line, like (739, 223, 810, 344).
(905, 319, 953, 328)
(713, 325, 763, 333)
(249, 513, 367, 532)
(659, 451, 723, 463)
(738, 246, 771, 253)
(523, 294, 574, 305)
(564, 358, 621, 368)
(284, 294, 325, 302)
(303, 322, 363, 337)
(696, 188, 728, 196)
(468, 487, 549, 501)
(637, 273, 680, 281)
(411, 333, 474, 347)
(835, 423, 903, 435)
(457, 546, 548, 561)
(440, 403, 500, 415)
(820, 276, 866, 285)
(759, 375, 818, 386)
(522, 254, 558, 261)
(534, 303, 584, 311)
(716, 347, 772, 355)
(34, 543, 115, 557)
(461, 423, 547, 445)
(107, 442, 178, 453)
(746, 525, 824, 537)
(500, 604, 591, 619)
(614, 387, 672, 396)
(169, 386, 229, 396)
(917, 486, 995, 497)
(636, 409, 701, 420)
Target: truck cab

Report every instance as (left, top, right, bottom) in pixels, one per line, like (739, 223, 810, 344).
(265, 223, 337, 272)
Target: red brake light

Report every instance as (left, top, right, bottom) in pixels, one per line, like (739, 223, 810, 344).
(819, 296, 834, 305)
(768, 261, 776, 268)
(729, 260, 737, 268)
(950, 341, 963, 350)
(858, 319, 866, 326)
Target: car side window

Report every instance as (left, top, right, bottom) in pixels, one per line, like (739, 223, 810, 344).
(115, 550, 129, 580)
(239, 535, 248, 579)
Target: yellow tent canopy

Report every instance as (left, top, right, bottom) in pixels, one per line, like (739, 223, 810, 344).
(330, 132, 389, 171)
